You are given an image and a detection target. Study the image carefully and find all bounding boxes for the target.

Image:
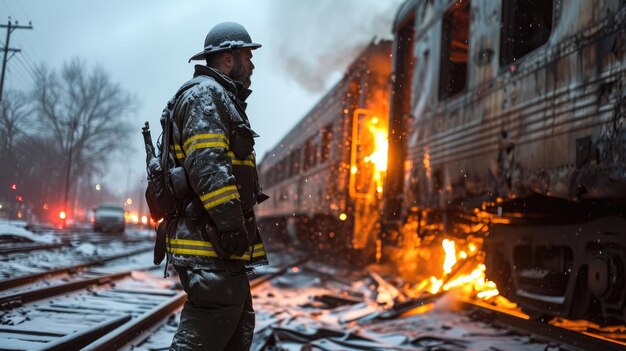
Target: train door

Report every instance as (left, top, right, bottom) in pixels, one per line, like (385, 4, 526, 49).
(349, 107, 388, 254)
(346, 43, 393, 256)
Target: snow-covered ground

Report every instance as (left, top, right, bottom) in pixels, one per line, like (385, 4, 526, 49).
(130, 252, 567, 351)
(0, 221, 59, 244)
(0, 227, 153, 282)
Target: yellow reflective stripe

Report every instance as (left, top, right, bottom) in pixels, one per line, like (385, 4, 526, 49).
(183, 134, 228, 154)
(170, 145, 185, 160)
(252, 243, 264, 252)
(200, 185, 240, 209)
(168, 247, 252, 260)
(166, 238, 255, 260)
(232, 159, 255, 167)
(226, 151, 255, 167)
(169, 247, 216, 257)
(226, 151, 254, 160)
(168, 238, 262, 252)
(168, 238, 212, 247)
(186, 142, 229, 155)
(251, 243, 265, 258)
(252, 250, 266, 258)
(183, 134, 228, 149)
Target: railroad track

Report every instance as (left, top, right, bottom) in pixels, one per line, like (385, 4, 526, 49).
(460, 298, 626, 351)
(0, 238, 148, 256)
(0, 253, 309, 351)
(0, 246, 153, 291)
(0, 270, 183, 351)
(0, 243, 66, 255)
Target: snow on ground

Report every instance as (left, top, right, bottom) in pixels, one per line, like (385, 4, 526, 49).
(0, 221, 59, 244)
(248, 260, 565, 350)
(0, 239, 153, 281)
(74, 242, 98, 256)
(130, 251, 565, 351)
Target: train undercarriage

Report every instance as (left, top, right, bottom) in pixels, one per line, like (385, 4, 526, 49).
(458, 195, 626, 324)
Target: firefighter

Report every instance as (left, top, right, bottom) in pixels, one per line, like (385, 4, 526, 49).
(167, 22, 269, 351)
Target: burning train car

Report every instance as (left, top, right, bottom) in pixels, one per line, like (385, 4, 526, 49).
(257, 40, 392, 255)
(258, 0, 626, 324)
(385, 0, 626, 323)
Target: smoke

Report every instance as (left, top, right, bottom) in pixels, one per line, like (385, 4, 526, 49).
(267, 0, 404, 93)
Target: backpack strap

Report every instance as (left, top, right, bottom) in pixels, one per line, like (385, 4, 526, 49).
(160, 77, 207, 209)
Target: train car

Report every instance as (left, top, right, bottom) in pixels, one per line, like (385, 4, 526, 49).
(385, 0, 626, 322)
(257, 40, 392, 255)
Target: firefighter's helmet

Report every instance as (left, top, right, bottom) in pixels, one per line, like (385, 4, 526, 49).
(188, 22, 261, 62)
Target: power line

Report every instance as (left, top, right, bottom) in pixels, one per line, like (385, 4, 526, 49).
(7, 57, 32, 87)
(14, 0, 49, 56)
(14, 54, 37, 79)
(0, 18, 33, 101)
(13, 54, 36, 84)
(0, 0, 14, 15)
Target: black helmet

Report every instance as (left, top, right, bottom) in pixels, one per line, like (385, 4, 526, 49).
(188, 22, 261, 62)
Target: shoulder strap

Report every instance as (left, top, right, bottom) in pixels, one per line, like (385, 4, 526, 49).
(160, 78, 206, 199)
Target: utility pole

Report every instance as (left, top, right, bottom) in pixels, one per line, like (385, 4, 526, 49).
(0, 18, 33, 102)
(62, 120, 76, 228)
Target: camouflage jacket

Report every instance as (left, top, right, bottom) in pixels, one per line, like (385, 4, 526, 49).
(166, 65, 269, 270)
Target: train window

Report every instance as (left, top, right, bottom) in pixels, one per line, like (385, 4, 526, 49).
(500, 0, 553, 66)
(289, 148, 301, 176)
(277, 159, 285, 183)
(303, 138, 318, 171)
(320, 124, 333, 163)
(312, 142, 318, 167)
(439, 0, 470, 100)
(303, 140, 311, 171)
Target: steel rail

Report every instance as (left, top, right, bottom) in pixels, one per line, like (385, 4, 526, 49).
(0, 237, 147, 256)
(33, 314, 132, 351)
(0, 271, 133, 306)
(459, 299, 626, 351)
(0, 243, 66, 255)
(20, 253, 309, 351)
(0, 246, 152, 291)
(81, 291, 187, 351)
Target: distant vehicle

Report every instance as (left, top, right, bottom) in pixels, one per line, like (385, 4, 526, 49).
(93, 204, 125, 233)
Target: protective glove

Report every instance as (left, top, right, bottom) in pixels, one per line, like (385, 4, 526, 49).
(220, 226, 250, 257)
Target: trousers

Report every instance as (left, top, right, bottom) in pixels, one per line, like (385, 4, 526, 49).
(170, 265, 254, 351)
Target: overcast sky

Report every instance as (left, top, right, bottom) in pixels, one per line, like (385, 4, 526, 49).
(1, 0, 403, 196)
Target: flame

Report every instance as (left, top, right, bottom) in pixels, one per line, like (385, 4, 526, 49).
(424, 239, 500, 300)
(442, 239, 456, 274)
(366, 118, 388, 193)
(423, 148, 431, 175)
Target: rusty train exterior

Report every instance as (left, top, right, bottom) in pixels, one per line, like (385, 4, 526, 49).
(386, 0, 626, 322)
(258, 0, 626, 323)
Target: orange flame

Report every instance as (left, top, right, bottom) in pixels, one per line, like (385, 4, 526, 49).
(364, 117, 388, 194)
(425, 239, 500, 300)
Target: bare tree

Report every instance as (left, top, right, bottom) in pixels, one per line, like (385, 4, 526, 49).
(0, 90, 30, 199)
(14, 135, 64, 207)
(32, 58, 136, 179)
(0, 89, 30, 157)
(17, 58, 137, 219)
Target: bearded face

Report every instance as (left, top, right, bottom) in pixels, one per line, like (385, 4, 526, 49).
(230, 49, 254, 89)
